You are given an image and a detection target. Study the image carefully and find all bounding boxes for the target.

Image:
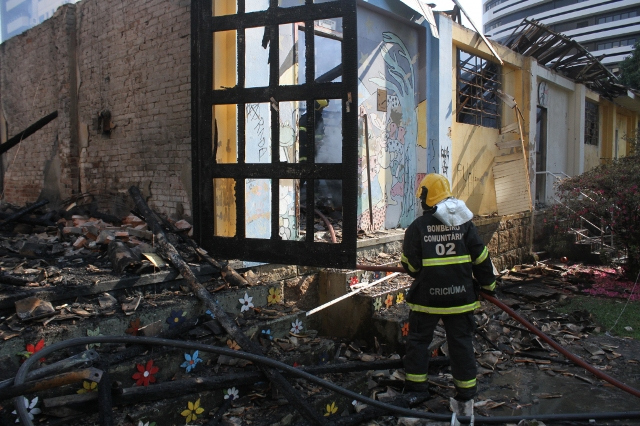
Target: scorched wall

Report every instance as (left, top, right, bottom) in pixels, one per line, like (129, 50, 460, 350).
(0, 0, 192, 219)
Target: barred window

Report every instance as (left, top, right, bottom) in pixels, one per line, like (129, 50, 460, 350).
(457, 49, 501, 128)
(585, 101, 599, 145)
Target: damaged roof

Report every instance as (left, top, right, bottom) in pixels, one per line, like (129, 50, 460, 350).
(503, 19, 629, 99)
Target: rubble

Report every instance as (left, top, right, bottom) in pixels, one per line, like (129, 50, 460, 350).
(1, 198, 640, 425)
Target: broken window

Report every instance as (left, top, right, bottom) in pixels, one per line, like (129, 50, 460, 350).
(585, 100, 599, 146)
(457, 49, 501, 128)
(193, 0, 358, 267)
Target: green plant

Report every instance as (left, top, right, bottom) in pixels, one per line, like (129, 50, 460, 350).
(551, 155, 640, 278)
(556, 295, 640, 339)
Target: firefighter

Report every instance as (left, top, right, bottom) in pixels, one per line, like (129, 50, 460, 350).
(400, 173, 496, 419)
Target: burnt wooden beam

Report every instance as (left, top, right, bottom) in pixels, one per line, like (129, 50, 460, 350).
(0, 199, 49, 229)
(0, 368, 102, 401)
(0, 273, 32, 287)
(97, 360, 113, 426)
(0, 111, 58, 155)
(0, 350, 99, 392)
(0, 212, 56, 228)
(132, 209, 249, 287)
(128, 185, 325, 425)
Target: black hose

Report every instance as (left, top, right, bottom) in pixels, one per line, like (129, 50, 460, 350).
(13, 336, 640, 425)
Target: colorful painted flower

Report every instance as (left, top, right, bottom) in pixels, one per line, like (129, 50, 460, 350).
(239, 292, 254, 312)
(132, 360, 159, 386)
(12, 396, 40, 423)
(87, 327, 101, 348)
(166, 310, 187, 329)
(290, 318, 303, 334)
(324, 401, 338, 416)
(180, 350, 203, 373)
(205, 309, 215, 319)
(181, 398, 204, 423)
(386, 271, 394, 276)
(293, 361, 301, 368)
(261, 329, 273, 340)
(267, 287, 282, 305)
(227, 339, 240, 350)
(18, 339, 46, 362)
(126, 318, 142, 336)
(396, 292, 405, 304)
(384, 294, 394, 308)
(77, 380, 98, 394)
(402, 322, 410, 337)
(373, 271, 383, 280)
(373, 297, 382, 311)
(224, 387, 239, 400)
(349, 276, 359, 286)
(318, 351, 329, 365)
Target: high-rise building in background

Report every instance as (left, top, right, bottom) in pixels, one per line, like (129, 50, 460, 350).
(1, 0, 75, 43)
(483, 0, 640, 74)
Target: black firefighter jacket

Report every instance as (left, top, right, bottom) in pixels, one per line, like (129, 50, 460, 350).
(401, 211, 496, 314)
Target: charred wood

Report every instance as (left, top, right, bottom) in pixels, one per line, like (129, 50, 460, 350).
(0, 199, 49, 229)
(107, 241, 139, 274)
(0, 111, 58, 155)
(206, 398, 233, 425)
(0, 273, 32, 287)
(0, 368, 102, 401)
(128, 185, 325, 425)
(97, 360, 114, 426)
(0, 350, 99, 392)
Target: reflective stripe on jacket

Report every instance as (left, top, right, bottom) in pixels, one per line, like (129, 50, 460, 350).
(401, 211, 495, 313)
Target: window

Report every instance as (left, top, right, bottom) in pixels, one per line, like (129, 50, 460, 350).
(485, 21, 502, 32)
(576, 21, 589, 28)
(596, 37, 636, 51)
(584, 101, 599, 146)
(597, 10, 637, 24)
(457, 50, 501, 128)
(485, 0, 510, 12)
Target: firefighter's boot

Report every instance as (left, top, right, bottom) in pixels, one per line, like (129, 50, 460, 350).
(449, 397, 474, 426)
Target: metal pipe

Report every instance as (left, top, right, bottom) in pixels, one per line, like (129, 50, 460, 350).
(363, 114, 374, 229)
(356, 264, 404, 273)
(13, 336, 640, 425)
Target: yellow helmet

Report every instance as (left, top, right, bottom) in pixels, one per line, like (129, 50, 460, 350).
(416, 174, 452, 207)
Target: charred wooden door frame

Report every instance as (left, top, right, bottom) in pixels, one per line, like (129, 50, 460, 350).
(191, 0, 358, 268)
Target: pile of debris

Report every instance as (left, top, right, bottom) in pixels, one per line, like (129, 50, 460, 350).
(1, 194, 640, 425)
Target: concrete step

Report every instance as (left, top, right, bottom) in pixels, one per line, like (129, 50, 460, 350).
(317, 267, 412, 354)
(371, 301, 410, 354)
(1, 281, 320, 373)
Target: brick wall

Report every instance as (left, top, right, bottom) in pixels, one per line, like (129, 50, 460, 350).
(0, 6, 77, 206)
(475, 212, 534, 272)
(0, 0, 192, 219)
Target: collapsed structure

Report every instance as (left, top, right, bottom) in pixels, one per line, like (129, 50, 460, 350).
(1, 0, 640, 424)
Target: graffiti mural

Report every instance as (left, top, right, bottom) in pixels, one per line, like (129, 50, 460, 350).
(357, 9, 425, 231)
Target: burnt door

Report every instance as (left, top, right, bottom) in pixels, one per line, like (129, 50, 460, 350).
(191, 0, 358, 268)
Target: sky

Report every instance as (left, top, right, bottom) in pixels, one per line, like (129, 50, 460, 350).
(427, 0, 485, 34)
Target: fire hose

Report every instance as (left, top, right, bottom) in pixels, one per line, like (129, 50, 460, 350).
(12, 336, 640, 425)
(9, 268, 640, 424)
(355, 263, 640, 399)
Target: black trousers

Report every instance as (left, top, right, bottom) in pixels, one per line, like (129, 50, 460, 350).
(404, 310, 477, 400)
